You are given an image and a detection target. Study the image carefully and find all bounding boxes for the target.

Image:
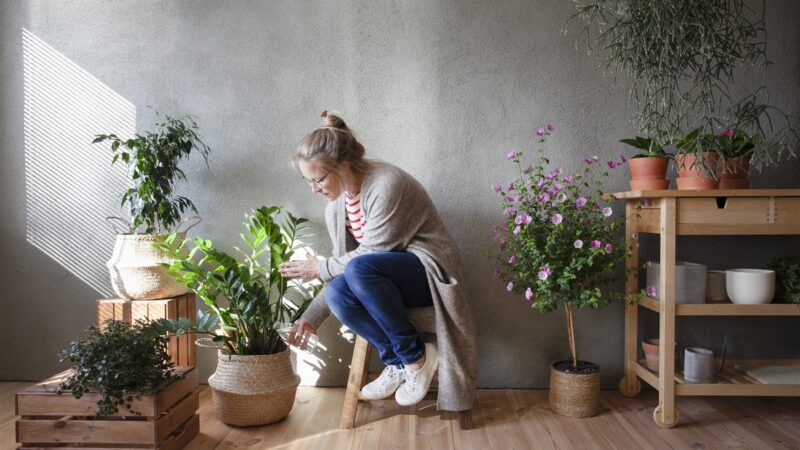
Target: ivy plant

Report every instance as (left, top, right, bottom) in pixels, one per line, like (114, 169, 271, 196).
(93, 113, 211, 234)
(153, 206, 318, 355)
(58, 320, 177, 416)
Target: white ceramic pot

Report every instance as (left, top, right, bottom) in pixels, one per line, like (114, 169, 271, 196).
(726, 269, 775, 305)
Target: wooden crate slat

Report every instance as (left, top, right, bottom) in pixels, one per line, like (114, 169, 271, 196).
(17, 418, 156, 446)
(95, 294, 197, 367)
(161, 414, 199, 450)
(155, 390, 198, 444)
(16, 368, 193, 417)
(155, 367, 198, 414)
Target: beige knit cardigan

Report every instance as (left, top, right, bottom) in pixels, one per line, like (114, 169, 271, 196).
(301, 162, 477, 412)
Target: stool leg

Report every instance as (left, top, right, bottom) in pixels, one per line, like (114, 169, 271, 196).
(340, 335, 372, 428)
(458, 410, 473, 430)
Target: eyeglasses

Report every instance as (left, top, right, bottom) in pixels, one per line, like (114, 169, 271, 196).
(302, 170, 332, 188)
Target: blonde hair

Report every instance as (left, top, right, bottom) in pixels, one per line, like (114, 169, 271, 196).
(293, 111, 373, 176)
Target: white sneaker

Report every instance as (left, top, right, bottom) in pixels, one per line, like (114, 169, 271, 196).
(361, 365, 405, 400)
(395, 343, 439, 406)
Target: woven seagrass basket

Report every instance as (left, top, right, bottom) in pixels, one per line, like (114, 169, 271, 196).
(105, 216, 199, 300)
(548, 360, 601, 418)
(208, 349, 300, 427)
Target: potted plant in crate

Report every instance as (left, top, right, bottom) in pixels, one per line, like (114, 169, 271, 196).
(491, 124, 628, 418)
(154, 206, 318, 426)
(15, 320, 199, 448)
(93, 113, 211, 300)
(619, 135, 671, 190)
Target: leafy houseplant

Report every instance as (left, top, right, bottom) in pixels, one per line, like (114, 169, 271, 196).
(766, 256, 800, 304)
(58, 320, 177, 416)
(93, 113, 211, 235)
(490, 124, 629, 417)
(568, 0, 798, 178)
(620, 136, 671, 190)
(95, 113, 211, 300)
(153, 206, 317, 426)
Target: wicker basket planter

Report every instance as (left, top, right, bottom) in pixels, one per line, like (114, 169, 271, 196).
(548, 360, 601, 418)
(208, 349, 300, 427)
(106, 232, 190, 300)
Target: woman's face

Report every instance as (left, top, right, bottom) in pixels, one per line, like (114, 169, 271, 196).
(298, 158, 346, 201)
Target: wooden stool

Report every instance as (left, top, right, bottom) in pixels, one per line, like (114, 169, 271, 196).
(339, 306, 474, 430)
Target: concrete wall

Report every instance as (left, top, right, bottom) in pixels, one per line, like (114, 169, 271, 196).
(2, 0, 798, 388)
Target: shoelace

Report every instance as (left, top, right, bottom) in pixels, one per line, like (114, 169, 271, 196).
(376, 366, 401, 386)
(404, 368, 419, 389)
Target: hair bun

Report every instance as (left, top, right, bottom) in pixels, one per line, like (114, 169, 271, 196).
(321, 110, 349, 130)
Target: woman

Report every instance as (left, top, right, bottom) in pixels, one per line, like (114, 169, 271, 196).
(279, 111, 476, 411)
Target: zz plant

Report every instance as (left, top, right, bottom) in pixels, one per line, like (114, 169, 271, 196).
(93, 113, 211, 234)
(154, 206, 317, 355)
(58, 320, 177, 416)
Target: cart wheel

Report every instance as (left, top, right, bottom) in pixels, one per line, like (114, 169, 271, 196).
(653, 404, 679, 428)
(618, 377, 641, 397)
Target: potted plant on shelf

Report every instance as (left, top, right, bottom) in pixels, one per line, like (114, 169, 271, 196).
(568, 1, 798, 183)
(491, 124, 629, 418)
(93, 113, 211, 300)
(619, 135, 671, 190)
(671, 128, 722, 190)
(717, 128, 756, 189)
(153, 206, 318, 426)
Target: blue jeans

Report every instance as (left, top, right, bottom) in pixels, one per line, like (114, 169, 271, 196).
(325, 252, 434, 367)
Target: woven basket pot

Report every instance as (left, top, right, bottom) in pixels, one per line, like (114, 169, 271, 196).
(106, 232, 189, 300)
(548, 360, 601, 418)
(208, 349, 300, 427)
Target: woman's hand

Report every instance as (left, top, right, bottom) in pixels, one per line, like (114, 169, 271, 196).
(278, 256, 320, 281)
(288, 318, 317, 349)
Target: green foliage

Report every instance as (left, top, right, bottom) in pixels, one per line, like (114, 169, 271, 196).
(58, 320, 177, 416)
(491, 126, 632, 364)
(767, 256, 800, 304)
(491, 127, 630, 312)
(93, 113, 211, 234)
(619, 136, 669, 158)
(153, 206, 318, 355)
(568, 0, 798, 171)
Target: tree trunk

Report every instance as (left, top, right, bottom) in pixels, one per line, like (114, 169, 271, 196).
(565, 303, 577, 369)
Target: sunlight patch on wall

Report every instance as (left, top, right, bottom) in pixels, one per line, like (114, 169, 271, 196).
(23, 28, 135, 297)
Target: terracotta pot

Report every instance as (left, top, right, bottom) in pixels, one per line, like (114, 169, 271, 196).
(628, 157, 669, 190)
(642, 338, 660, 372)
(675, 152, 719, 190)
(718, 157, 750, 189)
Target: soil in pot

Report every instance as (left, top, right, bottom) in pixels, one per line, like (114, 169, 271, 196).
(549, 359, 600, 418)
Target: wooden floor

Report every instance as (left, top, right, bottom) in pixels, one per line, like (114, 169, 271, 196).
(3, 382, 799, 449)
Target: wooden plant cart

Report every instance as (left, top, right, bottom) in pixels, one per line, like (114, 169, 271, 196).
(15, 366, 199, 449)
(615, 189, 800, 428)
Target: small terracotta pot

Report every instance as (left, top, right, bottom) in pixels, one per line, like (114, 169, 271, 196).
(628, 157, 669, 190)
(642, 338, 660, 372)
(675, 152, 720, 190)
(718, 157, 750, 189)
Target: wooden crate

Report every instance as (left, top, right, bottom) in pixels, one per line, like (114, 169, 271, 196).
(96, 293, 197, 367)
(15, 367, 199, 449)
